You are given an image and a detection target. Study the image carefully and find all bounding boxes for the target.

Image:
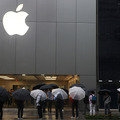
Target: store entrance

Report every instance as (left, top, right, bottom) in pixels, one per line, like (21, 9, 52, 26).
(0, 74, 80, 108)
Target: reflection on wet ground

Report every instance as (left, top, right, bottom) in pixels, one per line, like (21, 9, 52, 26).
(2, 108, 86, 120)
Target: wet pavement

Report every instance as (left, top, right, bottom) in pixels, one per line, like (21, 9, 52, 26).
(2, 108, 120, 120)
(2, 108, 86, 120)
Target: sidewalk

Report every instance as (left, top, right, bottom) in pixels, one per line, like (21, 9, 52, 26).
(2, 108, 86, 120)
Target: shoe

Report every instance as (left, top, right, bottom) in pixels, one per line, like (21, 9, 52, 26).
(18, 118, 20, 120)
(71, 116, 75, 119)
(76, 117, 79, 119)
(21, 118, 23, 120)
(39, 118, 42, 120)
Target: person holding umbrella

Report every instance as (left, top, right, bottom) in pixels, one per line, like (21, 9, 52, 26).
(0, 101, 4, 120)
(12, 88, 30, 120)
(30, 89, 47, 120)
(36, 93, 43, 120)
(69, 86, 85, 119)
(0, 87, 10, 120)
(89, 91, 96, 116)
(54, 92, 63, 119)
(103, 92, 111, 115)
(15, 100, 24, 120)
(47, 89, 53, 113)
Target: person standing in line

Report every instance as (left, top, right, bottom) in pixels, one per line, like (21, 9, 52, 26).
(36, 94, 43, 120)
(0, 101, 4, 120)
(70, 97, 79, 119)
(15, 100, 24, 120)
(103, 92, 111, 115)
(47, 89, 53, 113)
(54, 92, 63, 119)
(42, 90, 47, 113)
(83, 95, 89, 115)
(89, 91, 96, 116)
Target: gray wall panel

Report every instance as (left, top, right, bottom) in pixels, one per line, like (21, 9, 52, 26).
(37, 0, 57, 22)
(57, 0, 76, 22)
(0, 22, 16, 74)
(36, 23, 56, 74)
(18, 0, 36, 22)
(77, 0, 96, 23)
(80, 76, 96, 89)
(56, 23, 76, 74)
(77, 23, 96, 75)
(0, 0, 17, 21)
(16, 22, 36, 74)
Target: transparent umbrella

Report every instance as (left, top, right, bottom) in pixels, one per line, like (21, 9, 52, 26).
(69, 86, 85, 100)
(117, 88, 120, 92)
(52, 88, 68, 99)
(30, 89, 47, 101)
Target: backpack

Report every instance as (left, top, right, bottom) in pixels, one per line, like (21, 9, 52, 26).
(91, 95, 96, 104)
(56, 93, 63, 101)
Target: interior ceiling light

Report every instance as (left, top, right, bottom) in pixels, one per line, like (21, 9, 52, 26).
(45, 76, 57, 80)
(0, 76, 14, 80)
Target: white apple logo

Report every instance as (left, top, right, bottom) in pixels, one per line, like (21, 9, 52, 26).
(3, 4, 29, 36)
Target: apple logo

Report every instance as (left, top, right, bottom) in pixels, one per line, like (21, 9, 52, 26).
(3, 4, 29, 36)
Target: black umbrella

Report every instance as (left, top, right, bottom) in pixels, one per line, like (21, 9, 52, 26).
(40, 84, 52, 90)
(70, 83, 86, 90)
(86, 88, 96, 96)
(0, 87, 10, 102)
(98, 89, 111, 95)
(48, 84, 59, 89)
(62, 88, 68, 94)
(32, 83, 45, 90)
(12, 88, 30, 101)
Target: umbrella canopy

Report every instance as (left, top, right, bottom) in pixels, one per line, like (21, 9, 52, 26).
(98, 89, 111, 95)
(12, 88, 30, 101)
(69, 86, 85, 100)
(117, 88, 120, 92)
(40, 84, 52, 90)
(48, 84, 59, 89)
(0, 87, 10, 102)
(30, 89, 47, 101)
(86, 88, 96, 96)
(70, 83, 86, 91)
(52, 88, 68, 99)
(62, 88, 68, 94)
(32, 83, 46, 90)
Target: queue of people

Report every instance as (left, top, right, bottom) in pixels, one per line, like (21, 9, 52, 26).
(1, 85, 120, 120)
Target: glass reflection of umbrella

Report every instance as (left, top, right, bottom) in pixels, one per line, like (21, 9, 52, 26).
(30, 89, 47, 101)
(70, 83, 86, 91)
(69, 86, 85, 100)
(12, 88, 30, 101)
(0, 87, 10, 102)
(52, 88, 68, 99)
(98, 89, 111, 95)
(32, 83, 46, 90)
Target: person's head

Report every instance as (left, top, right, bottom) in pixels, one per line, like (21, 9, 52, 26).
(105, 92, 109, 96)
(91, 91, 95, 94)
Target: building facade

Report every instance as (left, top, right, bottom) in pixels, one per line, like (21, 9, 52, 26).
(0, 0, 96, 89)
